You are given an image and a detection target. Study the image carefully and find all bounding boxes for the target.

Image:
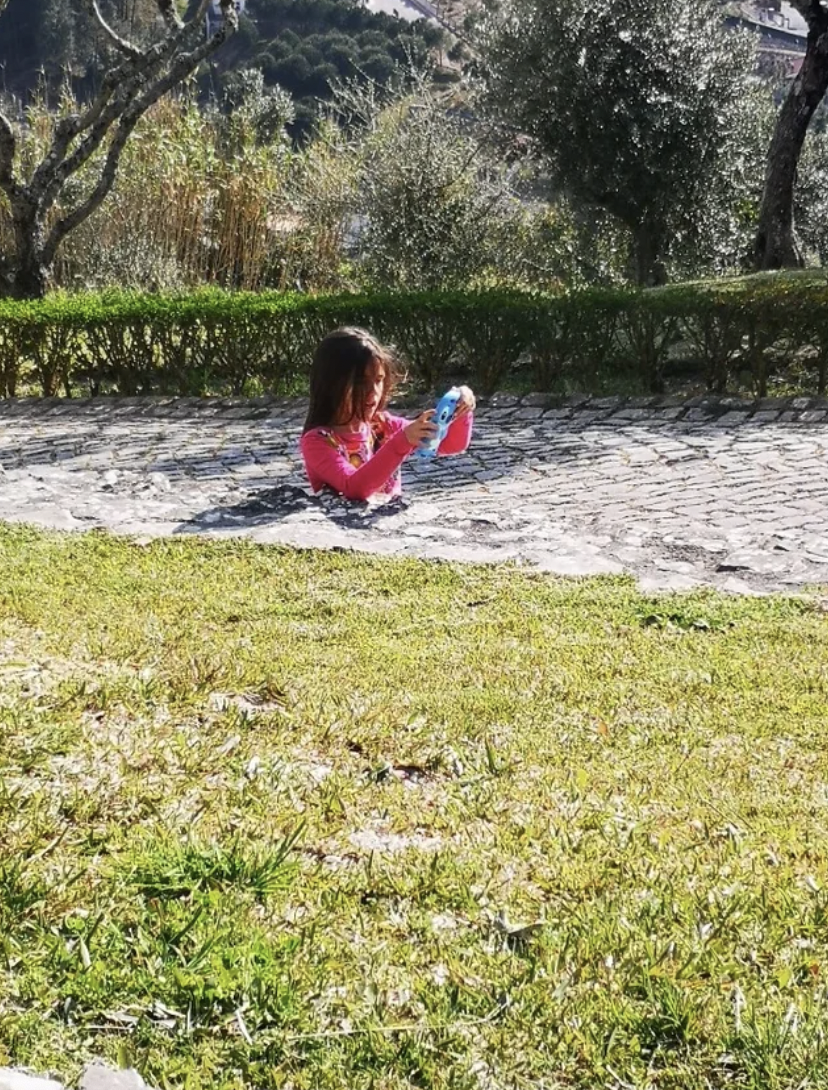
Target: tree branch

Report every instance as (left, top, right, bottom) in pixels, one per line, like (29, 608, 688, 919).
(29, 20, 189, 203)
(0, 107, 15, 192)
(219, 0, 240, 34)
(36, 87, 141, 211)
(35, 20, 198, 208)
(45, 0, 209, 165)
(183, 0, 222, 40)
(43, 3, 238, 264)
(157, 0, 185, 31)
(42, 115, 141, 266)
(78, 0, 211, 136)
(91, 0, 143, 58)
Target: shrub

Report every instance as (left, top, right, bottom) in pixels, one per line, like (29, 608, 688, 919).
(345, 78, 518, 293)
(1, 272, 827, 399)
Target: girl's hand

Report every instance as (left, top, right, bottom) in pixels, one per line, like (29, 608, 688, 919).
(404, 410, 438, 447)
(454, 385, 476, 417)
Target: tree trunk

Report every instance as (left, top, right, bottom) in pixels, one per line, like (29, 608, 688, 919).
(11, 260, 49, 301)
(631, 223, 667, 287)
(10, 198, 49, 300)
(754, 15, 828, 270)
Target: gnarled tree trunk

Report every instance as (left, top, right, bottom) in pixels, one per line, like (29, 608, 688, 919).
(8, 195, 49, 300)
(754, 2, 828, 270)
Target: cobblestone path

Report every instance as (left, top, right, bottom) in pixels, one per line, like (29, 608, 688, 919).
(1, 394, 827, 593)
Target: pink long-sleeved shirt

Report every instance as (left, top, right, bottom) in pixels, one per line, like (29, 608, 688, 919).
(300, 410, 473, 501)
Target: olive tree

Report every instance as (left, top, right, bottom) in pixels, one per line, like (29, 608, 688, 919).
(330, 76, 516, 291)
(0, 0, 239, 298)
(476, 0, 756, 285)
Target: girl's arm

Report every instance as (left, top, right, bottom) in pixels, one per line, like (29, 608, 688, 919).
(301, 427, 415, 502)
(438, 410, 473, 456)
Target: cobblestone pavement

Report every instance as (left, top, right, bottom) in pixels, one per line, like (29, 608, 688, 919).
(1, 393, 827, 593)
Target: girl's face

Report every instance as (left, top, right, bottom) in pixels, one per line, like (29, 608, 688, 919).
(359, 360, 386, 421)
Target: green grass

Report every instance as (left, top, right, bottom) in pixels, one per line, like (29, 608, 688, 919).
(1, 526, 828, 1089)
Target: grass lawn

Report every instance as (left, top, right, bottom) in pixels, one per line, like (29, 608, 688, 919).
(1, 526, 828, 1090)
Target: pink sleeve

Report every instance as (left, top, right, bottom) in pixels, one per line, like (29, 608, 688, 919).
(438, 411, 474, 456)
(301, 425, 414, 501)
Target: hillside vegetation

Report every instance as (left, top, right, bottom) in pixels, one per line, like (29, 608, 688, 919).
(0, 0, 444, 137)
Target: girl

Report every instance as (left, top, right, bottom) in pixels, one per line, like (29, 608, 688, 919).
(301, 327, 475, 502)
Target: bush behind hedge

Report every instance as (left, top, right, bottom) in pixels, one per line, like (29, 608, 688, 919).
(1, 273, 828, 399)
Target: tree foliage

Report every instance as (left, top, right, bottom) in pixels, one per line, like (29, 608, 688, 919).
(335, 77, 510, 291)
(313, 76, 581, 293)
(227, 0, 444, 140)
(477, 0, 758, 284)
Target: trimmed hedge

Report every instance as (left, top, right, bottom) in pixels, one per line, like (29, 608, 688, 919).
(1, 273, 828, 399)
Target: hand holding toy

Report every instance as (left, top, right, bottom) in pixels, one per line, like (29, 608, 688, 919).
(416, 387, 461, 459)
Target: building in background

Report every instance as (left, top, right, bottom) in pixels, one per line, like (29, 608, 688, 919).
(726, 2, 807, 76)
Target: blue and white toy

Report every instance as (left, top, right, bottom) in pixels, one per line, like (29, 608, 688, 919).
(416, 386, 461, 458)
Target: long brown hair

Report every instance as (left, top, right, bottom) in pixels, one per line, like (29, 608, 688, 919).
(303, 327, 402, 433)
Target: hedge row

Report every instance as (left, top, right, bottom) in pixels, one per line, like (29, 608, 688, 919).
(1, 273, 827, 398)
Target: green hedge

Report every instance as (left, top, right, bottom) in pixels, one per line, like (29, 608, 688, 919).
(1, 273, 828, 399)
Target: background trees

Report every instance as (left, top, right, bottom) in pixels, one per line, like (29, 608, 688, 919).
(0, 0, 445, 141)
(476, 0, 759, 285)
(0, 0, 162, 94)
(4, 0, 828, 295)
(0, 0, 239, 297)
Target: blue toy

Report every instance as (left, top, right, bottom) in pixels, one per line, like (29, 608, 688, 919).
(416, 386, 461, 458)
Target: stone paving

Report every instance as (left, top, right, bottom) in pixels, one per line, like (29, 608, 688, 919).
(1, 393, 827, 593)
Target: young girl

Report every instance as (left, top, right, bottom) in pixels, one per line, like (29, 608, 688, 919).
(300, 327, 475, 502)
